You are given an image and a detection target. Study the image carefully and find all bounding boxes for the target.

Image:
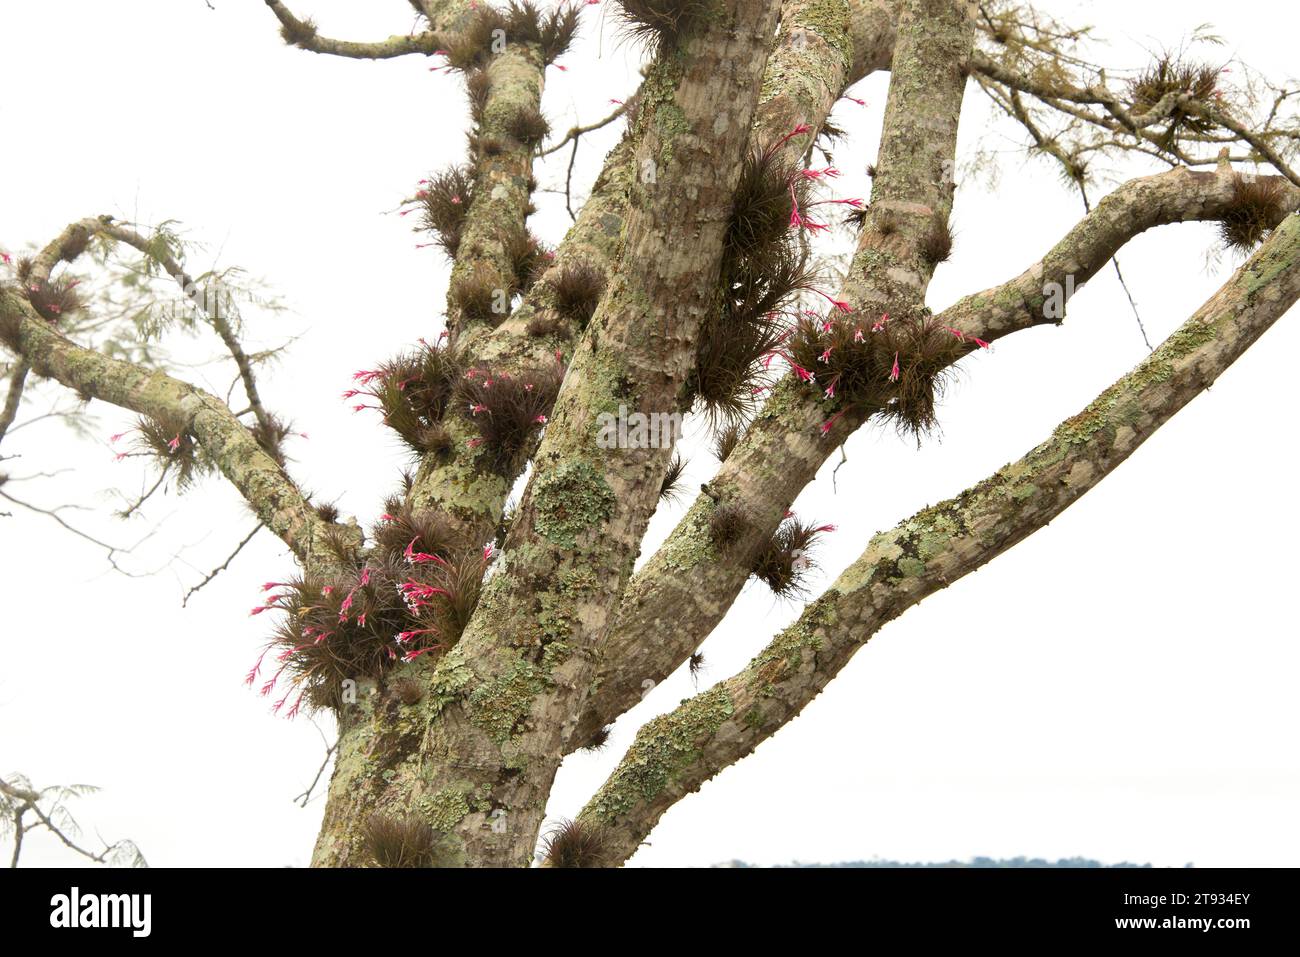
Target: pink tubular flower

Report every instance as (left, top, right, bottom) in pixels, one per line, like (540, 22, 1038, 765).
(109, 432, 127, 444)
(945, 326, 965, 340)
(824, 376, 839, 399)
(359, 568, 371, 587)
(404, 537, 448, 566)
(534, 414, 548, 424)
(262, 581, 288, 592)
(818, 348, 833, 364)
(249, 605, 272, 616)
(401, 581, 451, 602)
(889, 353, 900, 382)
(792, 364, 815, 384)
(872, 312, 890, 332)
(397, 627, 439, 644)
(482, 543, 496, 562)
(853, 327, 865, 343)
(380, 513, 397, 522)
(352, 369, 383, 384)
(338, 590, 355, 620)
(814, 524, 837, 533)
(402, 647, 436, 662)
(819, 411, 845, 436)
(470, 402, 488, 415)
(0, 251, 10, 265)
(972, 337, 991, 349)
(321, 585, 334, 596)
(846, 96, 867, 106)
(167, 435, 181, 452)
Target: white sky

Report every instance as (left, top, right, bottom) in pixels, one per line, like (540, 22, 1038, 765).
(1, 0, 1296, 868)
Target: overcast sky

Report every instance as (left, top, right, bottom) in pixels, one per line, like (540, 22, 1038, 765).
(1, 0, 1296, 868)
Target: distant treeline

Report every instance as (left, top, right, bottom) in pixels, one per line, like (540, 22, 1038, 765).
(717, 857, 1166, 868)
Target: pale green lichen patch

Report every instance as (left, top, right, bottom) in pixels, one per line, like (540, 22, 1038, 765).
(533, 460, 616, 548)
(466, 659, 547, 742)
(586, 685, 735, 822)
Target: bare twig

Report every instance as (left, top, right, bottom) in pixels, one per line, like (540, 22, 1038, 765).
(182, 523, 264, 607)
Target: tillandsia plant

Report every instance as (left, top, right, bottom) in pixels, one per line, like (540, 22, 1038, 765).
(3, 0, 1300, 872)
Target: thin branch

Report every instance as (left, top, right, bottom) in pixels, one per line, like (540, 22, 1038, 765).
(263, 0, 440, 59)
(539, 103, 627, 158)
(182, 522, 264, 607)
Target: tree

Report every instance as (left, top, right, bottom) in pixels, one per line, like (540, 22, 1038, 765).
(1, 0, 1297, 867)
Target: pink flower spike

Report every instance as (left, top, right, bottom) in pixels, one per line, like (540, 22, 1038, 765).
(847, 96, 867, 106)
(114, 452, 128, 462)
(853, 328, 865, 343)
(872, 312, 890, 332)
(482, 542, 496, 561)
(556, 64, 567, 71)
(815, 524, 838, 533)
(381, 513, 397, 522)
(261, 581, 287, 592)
(792, 364, 815, 384)
(167, 435, 181, 452)
(945, 326, 965, 340)
(820, 410, 846, 437)
(534, 414, 548, 424)
(359, 568, 371, 587)
(818, 348, 833, 364)
(889, 352, 900, 382)
(973, 337, 991, 349)
(249, 605, 271, 616)
(0, 252, 10, 265)
(322, 585, 334, 596)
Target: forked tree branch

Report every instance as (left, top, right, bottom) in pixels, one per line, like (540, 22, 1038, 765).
(580, 212, 1300, 864)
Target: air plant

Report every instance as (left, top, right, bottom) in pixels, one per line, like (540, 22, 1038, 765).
(615, 0, 714, 52)
(580, 725, 612, 752)
(449, 263, 508, 324)
(418, 166, 475, 258)
(250, 509, 494, 714)
(362, 814, 440, 868)
(785, 308, 968, 437)
(354, 340, 463, 456)
(1218, 172, 1290, 253)
(751, 515, 835, 597)
(506, 105, 551, 148)
(708, 502, 749, 548)
(547, 260, 606, 328)
(712, 421, 743, 462)
(659, 452, 687, 502)
(1128, 55, 1222, 138)
(459, 361, 563, 471)
(920, 212, 955, 266)
(504, 229, 551, 292)
(131, 410, 210, 489)
(538, 817, 609, 868)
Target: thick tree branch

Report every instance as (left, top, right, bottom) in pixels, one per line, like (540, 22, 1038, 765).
(263, 0, 441, 59)
(0, 287, 338, 565)
(573, 0, 974, 750)
(939, 165, 1300, 343)
(314, 0, 788, 868)
(581, 212, 1300, 863)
